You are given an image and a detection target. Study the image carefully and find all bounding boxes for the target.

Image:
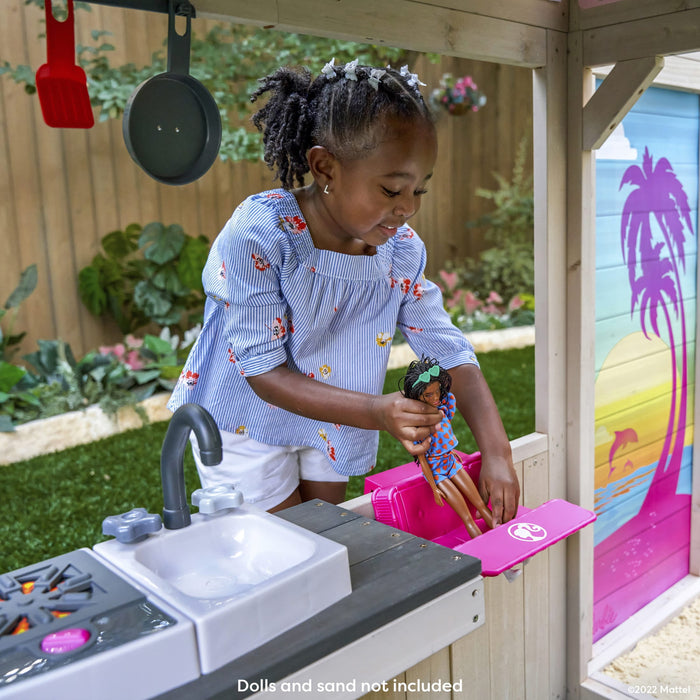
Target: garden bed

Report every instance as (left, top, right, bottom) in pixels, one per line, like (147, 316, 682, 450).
(0, 394, 171, 466)
(0, 327, 534, 466)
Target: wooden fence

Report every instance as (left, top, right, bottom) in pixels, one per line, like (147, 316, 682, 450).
(0, 2, 532, 359)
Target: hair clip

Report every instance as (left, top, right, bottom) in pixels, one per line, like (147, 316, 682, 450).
(368, 68, 387, 91)
(400, 64, 426, 88)
(321, 58, 337, 79)
(344, 59, 359, 81)
(412, 364, 441, 387)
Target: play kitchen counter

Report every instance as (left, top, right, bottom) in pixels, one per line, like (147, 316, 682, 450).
(156, 499, 484, 699)
(0, 500, 482, 700)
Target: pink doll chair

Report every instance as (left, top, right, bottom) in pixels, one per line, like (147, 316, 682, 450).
(365, 451, 596, 576)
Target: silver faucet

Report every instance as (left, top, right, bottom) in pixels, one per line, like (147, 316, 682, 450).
(161, 403, 223, 529)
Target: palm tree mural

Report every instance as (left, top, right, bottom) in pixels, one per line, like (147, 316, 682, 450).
(620, 146, 693, 499)
(593, 147, 695, 641)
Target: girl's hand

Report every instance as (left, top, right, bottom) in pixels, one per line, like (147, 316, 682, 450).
(370, 391, 442, 456)
(478, 453, 520, 526)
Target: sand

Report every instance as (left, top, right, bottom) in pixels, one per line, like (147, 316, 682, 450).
(603, 596, 700, 699)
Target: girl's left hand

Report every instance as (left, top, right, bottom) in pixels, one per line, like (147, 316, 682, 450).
(478, 454, 520, 526)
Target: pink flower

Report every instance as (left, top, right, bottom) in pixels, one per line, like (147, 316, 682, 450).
(99, 343, 125, 360)
(98, 341, 144, 370)
(508, 295, 525, 312)
(486, 290, 503, 304)
(463, 291, 482, 315)
(438, 270, 458, 291)
(124, 350, 144, 370)
(125, 334, 143, 348)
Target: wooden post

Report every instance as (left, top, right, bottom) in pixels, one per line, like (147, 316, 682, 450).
(566, 28, 597, 700)
(533, 26, 569, 698)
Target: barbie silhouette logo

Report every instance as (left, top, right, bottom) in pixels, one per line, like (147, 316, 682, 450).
(507, 522, 547, 542)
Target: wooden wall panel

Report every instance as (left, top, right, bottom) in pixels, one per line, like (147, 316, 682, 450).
(1, 4, 532, 359)
(360, 452, 560, 699)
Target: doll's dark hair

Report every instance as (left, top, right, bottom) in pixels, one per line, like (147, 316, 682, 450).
(399, 356, 451, 402)
(250, 61, 435, 189)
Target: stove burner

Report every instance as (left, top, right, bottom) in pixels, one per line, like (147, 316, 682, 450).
(0, 550, 177, 689)
(0, 564, 94, 636)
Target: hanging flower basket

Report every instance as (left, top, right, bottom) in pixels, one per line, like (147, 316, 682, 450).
(430, 73, 487, 116)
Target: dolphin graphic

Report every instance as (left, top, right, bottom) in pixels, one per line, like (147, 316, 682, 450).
(608, 428, 639, 477)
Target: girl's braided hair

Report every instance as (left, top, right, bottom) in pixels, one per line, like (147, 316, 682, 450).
(399, 356, 452, 402)
(250, 62, 434, 189)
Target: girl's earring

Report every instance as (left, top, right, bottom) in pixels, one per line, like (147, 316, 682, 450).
(323, 184, 330, 195)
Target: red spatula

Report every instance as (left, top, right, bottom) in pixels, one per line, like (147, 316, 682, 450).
(36, 0, 94, 128)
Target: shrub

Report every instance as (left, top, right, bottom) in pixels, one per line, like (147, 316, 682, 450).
(436, 270, 534, 332)
(0, 332, 188, 432)
(0, 264, 38, 362)
(78, 222, 210, 334)
(460, 132, 534, 303)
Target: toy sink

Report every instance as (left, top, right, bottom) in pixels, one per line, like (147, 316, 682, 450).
(365, 452, 596, 576)
(93, 504, 351, 673)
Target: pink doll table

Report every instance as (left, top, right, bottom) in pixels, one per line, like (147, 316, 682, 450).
(365, 451, 596, 576)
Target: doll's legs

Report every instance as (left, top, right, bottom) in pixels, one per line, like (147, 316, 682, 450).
(450, 468, 494, 529)
(437, 478, 483, 539)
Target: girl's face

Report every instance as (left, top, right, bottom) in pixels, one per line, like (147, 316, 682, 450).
(319, 117, 437, 253)
(419, 381, 442, 408)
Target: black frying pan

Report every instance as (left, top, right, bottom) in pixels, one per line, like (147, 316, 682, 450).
(122, 0, 221, 185)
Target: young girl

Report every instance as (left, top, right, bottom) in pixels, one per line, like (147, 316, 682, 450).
(400, 356, 495, 538)
(168, 59, 520, 523)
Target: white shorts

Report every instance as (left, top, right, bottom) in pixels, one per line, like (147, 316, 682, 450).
(190, 430, 348, 511)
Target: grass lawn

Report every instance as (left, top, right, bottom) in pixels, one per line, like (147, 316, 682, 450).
(0, 346, 534, 573)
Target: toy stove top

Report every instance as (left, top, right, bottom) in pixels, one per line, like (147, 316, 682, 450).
(0, 549, 199, 699)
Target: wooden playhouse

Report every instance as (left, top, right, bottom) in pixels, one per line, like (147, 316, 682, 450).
(191, 2, 700, 698)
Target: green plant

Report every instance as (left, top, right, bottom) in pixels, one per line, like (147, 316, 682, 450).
(78, 222, 210, 334)
(0, 332, 182, 432)
(0, 264, 38, 362)
(461, 132, 534, 303)
(0, 361, 39, 432)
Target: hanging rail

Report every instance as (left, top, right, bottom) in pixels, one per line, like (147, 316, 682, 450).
(81, 0, 194, 16)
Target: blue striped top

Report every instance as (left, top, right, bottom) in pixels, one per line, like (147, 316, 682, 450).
(167, 189, 479, 476)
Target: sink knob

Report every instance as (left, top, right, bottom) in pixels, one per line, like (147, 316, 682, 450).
(102, 508, 163, 543)
(192, 484, 244, 514)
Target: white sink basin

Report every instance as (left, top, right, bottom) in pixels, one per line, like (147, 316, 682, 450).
(93, 504, 351, 673)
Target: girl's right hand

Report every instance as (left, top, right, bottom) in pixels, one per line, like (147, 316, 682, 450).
(370, 391, 442, 456)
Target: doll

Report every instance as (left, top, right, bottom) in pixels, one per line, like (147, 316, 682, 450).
(400, 357, 494, 539)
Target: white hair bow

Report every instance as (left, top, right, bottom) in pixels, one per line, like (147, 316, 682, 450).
(368, 68, 387, 90)
(321, 58, 337, 79)
(344, 59, 359, 81)
(400, 64, 426, 88)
